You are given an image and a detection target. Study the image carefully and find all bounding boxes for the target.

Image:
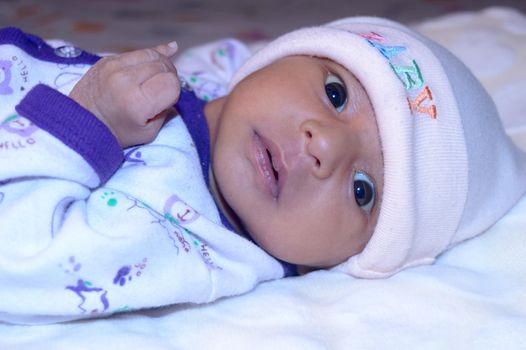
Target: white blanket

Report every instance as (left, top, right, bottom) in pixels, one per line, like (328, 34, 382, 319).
(1, 191, 525, 349)
(1, 7, 525, 349)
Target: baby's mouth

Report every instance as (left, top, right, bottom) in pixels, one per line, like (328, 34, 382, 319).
(253, 133, 280, 198)
(266, 149, 279, 182)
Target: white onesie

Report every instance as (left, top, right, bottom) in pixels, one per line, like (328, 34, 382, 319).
(0, 27, 285, 325)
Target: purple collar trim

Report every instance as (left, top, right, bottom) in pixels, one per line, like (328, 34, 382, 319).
(1, 27, 100, 65)
(175, 88, 241, 235)
(175, 88, 211, 185)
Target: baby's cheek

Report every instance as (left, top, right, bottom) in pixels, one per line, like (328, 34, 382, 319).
(255, 222, 328, 266)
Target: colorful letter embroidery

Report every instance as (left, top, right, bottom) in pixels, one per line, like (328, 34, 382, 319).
(360, 32, 438, 120)
(390, 60, 424, 90)
(407, 86, 437, 119)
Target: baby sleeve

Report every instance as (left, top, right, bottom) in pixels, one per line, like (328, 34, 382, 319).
(0, 83, 123, 244)
(0, 29, 130, 323)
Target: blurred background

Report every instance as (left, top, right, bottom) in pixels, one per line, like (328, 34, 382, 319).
(1, 0, 525, 53)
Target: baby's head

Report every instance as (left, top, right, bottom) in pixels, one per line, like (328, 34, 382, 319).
(210, 16, 526, 278)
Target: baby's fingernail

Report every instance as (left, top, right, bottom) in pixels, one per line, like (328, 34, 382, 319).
(168, 41, 178, 50)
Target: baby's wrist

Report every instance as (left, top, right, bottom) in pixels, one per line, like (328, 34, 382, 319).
(68, 90, 122, 148)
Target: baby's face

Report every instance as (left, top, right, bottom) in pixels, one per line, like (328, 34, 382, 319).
(211, 56, 384, 268)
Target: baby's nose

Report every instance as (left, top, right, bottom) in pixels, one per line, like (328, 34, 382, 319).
(300, 119, 348, 179)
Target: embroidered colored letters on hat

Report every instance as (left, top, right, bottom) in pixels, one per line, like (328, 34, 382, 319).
(358, 31, 437, 119)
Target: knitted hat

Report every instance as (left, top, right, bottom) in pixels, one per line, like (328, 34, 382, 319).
(229, 17, 526, 278)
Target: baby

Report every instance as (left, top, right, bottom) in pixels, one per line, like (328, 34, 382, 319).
(1, 16, 525, 324)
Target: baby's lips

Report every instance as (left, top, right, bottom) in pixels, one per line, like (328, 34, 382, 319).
(259, 133, 288, 196)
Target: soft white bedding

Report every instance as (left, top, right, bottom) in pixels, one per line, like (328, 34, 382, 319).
(1, 190, 525, 349)
(1, 7, 525, 349)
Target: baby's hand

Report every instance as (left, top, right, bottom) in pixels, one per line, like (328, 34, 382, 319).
(69, 42, 180, 148)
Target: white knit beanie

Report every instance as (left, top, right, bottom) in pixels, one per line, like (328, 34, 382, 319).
(229, 16, 526, 278)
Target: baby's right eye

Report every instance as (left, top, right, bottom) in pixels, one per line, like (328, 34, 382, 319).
(325, 73, 347, 113)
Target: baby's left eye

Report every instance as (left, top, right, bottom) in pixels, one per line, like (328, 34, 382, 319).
(353, 171, 376, 213)
(325, 73, 347, 113)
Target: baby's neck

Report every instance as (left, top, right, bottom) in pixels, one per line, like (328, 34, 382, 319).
(208, 166, 247, 235)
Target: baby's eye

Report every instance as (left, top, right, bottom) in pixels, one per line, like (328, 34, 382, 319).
(353, 171, 375, 212)
(325, 73, 347, 113)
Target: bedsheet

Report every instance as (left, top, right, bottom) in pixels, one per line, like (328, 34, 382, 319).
(1, 6, 526, 350)
(1, 185, 525, 349)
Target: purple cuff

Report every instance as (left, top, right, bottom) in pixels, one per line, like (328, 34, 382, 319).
(15, 84, 123, 184)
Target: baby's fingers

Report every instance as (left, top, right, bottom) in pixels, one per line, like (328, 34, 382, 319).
(132, 58, 177, 84)
(154, 41, 178, 58)
(140, 72, 181, 117)
(117, 42, 178, 66)
(134, 109, 173, 145)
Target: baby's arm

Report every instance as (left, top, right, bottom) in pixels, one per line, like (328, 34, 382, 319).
(69, 43, 181, 148)
(0, 41, 181, 320)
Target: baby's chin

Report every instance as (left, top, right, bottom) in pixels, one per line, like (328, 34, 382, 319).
(256, 236, 351, 269)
